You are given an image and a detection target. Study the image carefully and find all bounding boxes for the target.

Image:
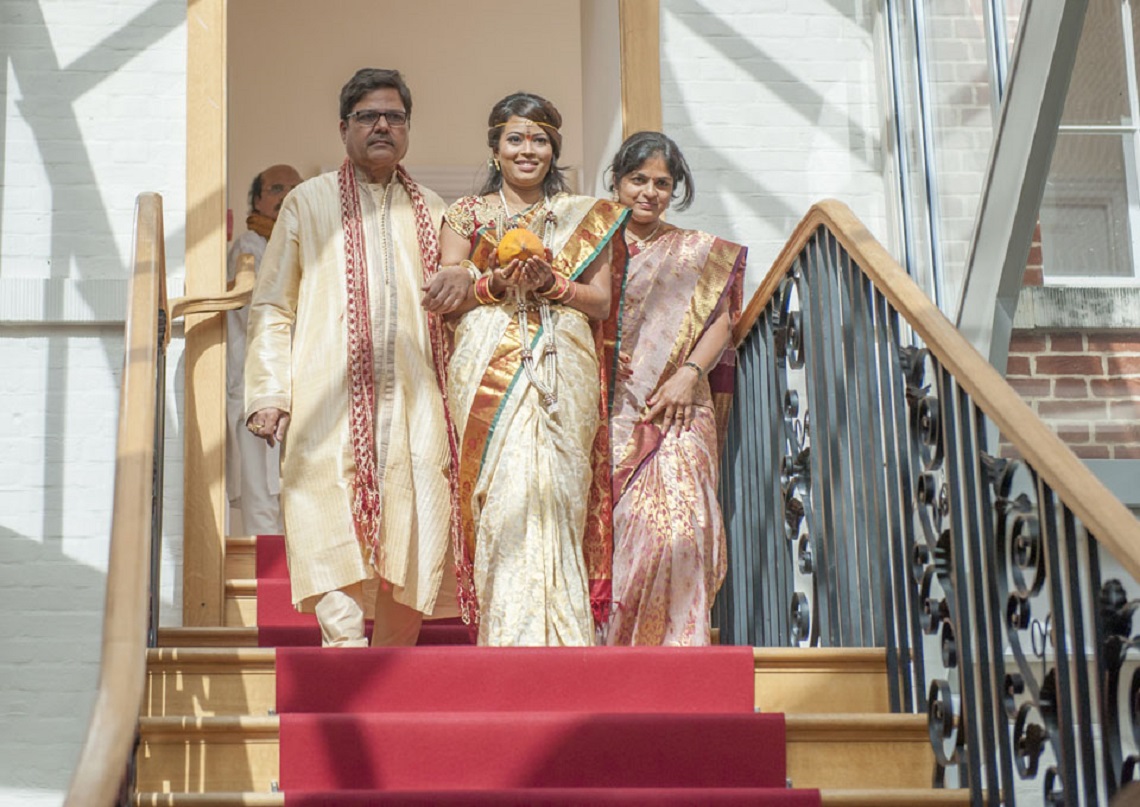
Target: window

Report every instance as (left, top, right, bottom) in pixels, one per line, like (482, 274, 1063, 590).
(1041, 0, 1140, 282)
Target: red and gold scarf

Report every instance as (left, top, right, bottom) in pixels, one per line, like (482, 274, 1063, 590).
(338, 159, 465, 615)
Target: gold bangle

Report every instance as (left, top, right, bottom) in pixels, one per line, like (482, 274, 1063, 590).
(460, 259, 481, 283)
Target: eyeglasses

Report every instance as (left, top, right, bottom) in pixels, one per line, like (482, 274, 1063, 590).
(265, 184, 295, 195)
(345, 109, 408, 128)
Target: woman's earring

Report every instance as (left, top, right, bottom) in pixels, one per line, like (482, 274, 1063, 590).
(489, 156, 501, 173)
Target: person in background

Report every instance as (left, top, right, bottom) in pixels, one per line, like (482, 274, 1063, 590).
(245, 68, 467, 647)
(226, 163, 302, 537)
(605, 131, 746, 646)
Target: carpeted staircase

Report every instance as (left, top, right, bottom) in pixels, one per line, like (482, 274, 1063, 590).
(264, 535, 816, 804)
(138, 535, 970, 805)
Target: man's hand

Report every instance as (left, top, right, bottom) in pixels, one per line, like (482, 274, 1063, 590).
(422, 266, 473, 314)
(247, 407, 290, 448)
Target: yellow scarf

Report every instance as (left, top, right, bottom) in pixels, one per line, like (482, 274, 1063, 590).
(246, 213, 275, 240)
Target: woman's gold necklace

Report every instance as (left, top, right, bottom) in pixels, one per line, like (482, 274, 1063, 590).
(498, 186, 560, 414)
(626, 219, 663, 248)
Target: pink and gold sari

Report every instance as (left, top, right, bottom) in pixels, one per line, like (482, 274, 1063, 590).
(607, 228, 746, 646)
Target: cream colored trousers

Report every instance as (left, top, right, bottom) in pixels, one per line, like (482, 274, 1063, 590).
(313, 581, 423, 647)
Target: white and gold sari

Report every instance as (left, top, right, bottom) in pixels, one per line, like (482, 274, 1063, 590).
(445, 194, 628, 645)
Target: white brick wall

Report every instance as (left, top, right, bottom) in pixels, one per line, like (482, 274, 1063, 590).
(0, 2, 926, 801)
(660, 0, 893, 296)
(0, 1, 186, 802)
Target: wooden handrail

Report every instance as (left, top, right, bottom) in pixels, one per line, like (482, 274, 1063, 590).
(169, 252, 254, 320)
(735, 199, 1140, 584)
(64, 193, 167, 807)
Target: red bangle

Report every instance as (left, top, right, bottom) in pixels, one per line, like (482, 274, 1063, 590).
(474, 275, 504, 305)
(540, 274, 575, 302)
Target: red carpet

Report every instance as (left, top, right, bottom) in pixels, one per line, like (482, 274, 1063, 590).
(276, 645, 755, 713)
(258, 535, 820, 805)
(254, 534, 472, 647)
(279, 712, 789, 791)
(285, 790, 819, 805)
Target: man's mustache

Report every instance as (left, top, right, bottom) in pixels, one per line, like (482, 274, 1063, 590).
(368, 136, 394, 147)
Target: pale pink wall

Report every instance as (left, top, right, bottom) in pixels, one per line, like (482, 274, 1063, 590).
(227, 0, 589, 220)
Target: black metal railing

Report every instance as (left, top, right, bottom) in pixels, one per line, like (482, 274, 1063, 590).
(714, 201, 1140, 806)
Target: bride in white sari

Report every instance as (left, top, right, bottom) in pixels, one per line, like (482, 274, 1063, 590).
(434, 92, 628, 646)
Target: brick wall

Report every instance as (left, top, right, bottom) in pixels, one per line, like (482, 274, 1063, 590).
(0, 1, 187, 802)
(1007, 331, 1140, 460)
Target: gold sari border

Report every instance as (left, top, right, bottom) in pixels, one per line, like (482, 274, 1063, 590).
(659, 236, 744, 382)
(553, 200, 629, 282)
(614, 235, 746, 500)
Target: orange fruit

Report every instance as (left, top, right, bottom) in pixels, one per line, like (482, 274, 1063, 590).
(497, 227, 545, 265)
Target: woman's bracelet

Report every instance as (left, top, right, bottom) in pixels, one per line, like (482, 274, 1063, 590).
(460, 259, 481, 283)
(682, 360, 704, 379)
(473, 274, 504, 305)
(539, 273, 575, 303)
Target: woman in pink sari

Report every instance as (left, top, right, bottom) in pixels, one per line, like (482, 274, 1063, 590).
(606, 132, 746, 646)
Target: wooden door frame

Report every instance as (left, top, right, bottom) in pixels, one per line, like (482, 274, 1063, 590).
(182, 0, 661, 624)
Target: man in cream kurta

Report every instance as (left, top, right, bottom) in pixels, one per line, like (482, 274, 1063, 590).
(244, 68, 468, 647)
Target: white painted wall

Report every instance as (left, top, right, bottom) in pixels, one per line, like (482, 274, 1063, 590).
(579, 0, 623, 197)
(227, 0, 586, 216)
(0, 1, 187, 804)
(659, 0, 894, 295)
(0, 1, 897, 803)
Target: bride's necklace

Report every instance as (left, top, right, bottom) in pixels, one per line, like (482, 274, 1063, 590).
(497, 186, 561, 414)
(498, 187, 548, 225)
(626, 219, 663, 248)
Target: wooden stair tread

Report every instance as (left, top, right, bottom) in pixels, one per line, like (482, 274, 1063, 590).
(819, 790, 971, 805)
(754, 647, 887, 671)
(137, 712, 936, 791)
(142, 713, 928, 734)
(785, 712, 929, 740)
(135, 795, 282, 806)
(158, 627, 260, 647)
(139, 715, 278, 735)
(147, 647, 275, 665)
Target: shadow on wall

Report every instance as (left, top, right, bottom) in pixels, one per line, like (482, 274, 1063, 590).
(661, 0, 882, 287)
(0, 525, 108, 798)
(0, 0, 188, 582)
(0, 0, 186, 624)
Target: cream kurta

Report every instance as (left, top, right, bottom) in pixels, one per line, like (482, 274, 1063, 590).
(245, 170, 454, 615)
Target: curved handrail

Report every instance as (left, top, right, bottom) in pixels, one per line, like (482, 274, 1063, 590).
(64, 193, 167, 807)
(734, 198, 1140, 583)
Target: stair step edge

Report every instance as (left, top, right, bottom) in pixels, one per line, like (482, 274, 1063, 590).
(785, 713, 929, 741)
(133, 789, 970, 807)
